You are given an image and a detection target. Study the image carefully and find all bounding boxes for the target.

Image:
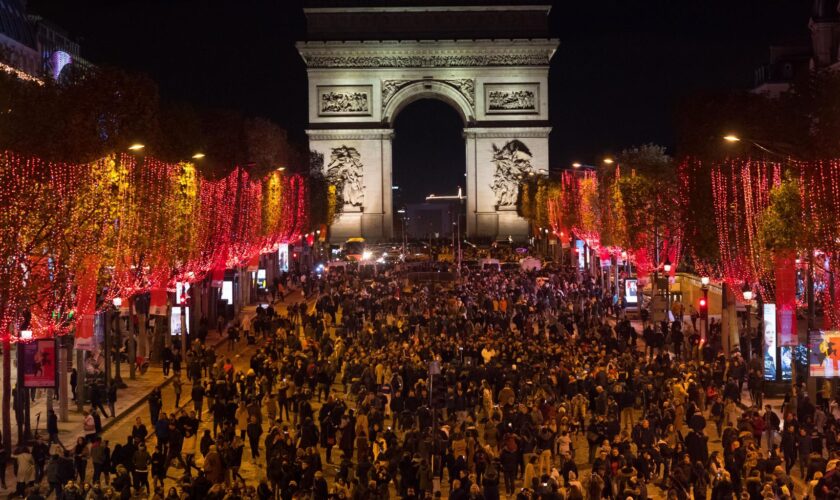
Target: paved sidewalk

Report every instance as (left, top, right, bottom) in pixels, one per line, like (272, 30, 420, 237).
(0, 292, 278, 495)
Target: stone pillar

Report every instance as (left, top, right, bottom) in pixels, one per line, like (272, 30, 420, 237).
(308, 129, 395, 242)
(381, 134, 394, 239)
(464, 132, 478, 238)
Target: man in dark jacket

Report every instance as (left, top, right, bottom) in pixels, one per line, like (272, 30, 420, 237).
(47, 409, 62, 448)
(192, 382, 205, 418)
(684, 429, 709, 466)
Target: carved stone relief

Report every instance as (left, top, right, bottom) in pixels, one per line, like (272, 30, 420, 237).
(305, 53, 550, 69)
(325, 146, 365, 209)
(485, 83, 539, 114)
(490, 139, 533, 209)
(317, 85, 372, 116)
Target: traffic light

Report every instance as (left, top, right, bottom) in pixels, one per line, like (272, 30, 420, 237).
(698, 297, 708, 318)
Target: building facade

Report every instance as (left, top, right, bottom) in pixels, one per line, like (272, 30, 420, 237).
(298, 1, 557, 242)
(0, 0, 91, 82)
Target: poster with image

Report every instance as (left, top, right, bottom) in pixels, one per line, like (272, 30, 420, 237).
(278, 244, 289, 272)
(22, 339, 57, 388)
(810, 330, 840, 377)
(624, 279, 638, 304)
(764, 304, 777, 381)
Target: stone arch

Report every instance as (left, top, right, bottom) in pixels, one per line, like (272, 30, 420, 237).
(382, 80, 474, 127)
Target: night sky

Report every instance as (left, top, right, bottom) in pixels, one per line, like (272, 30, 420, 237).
(30, 0, 811, 203)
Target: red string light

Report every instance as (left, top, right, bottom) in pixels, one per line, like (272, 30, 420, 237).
(0, 151, 309, 342)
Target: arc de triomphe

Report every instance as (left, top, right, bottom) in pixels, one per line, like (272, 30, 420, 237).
(298, 1, 557, 242)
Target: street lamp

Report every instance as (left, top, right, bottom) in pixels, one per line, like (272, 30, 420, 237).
(603, 158, 615, 165)
(722, 134, 792, 160)
(128, 143, 145, 152)
(191, 153, 205, 159)
(663, 259, 672, 317)
(743, 288, 754, 362)
(700, 276, 710, 341)
(111, 297, 125, 388)
(572, 162, 582, 168)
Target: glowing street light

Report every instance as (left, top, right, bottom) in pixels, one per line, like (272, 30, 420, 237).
(701, 276, 710, 286)
(276, 166, 286, 172)
(723, 134, 741, 143)
(572, 162, 582, 168)
(112, 297, 122, 307)
(743, 287, 754, 361)
(602, 157, 614, 165)
(128, 143, 145, 151)
(191, 153, 205, 159)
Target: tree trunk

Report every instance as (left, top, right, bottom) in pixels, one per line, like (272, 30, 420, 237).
(3, 332, 11, 459)
(137, 313, 148, 360)
(128, 298, 136, 380)
(58, 344, 68, 421)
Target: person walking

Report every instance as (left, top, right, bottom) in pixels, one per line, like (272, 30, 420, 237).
(12, 446, 35, 497)
(107, 383, 117, 419)
(173, 374, 183, 408)
(47, 409, 63, 448)
(90, 438, 106, 485)
(132, 442, 151, 493)
(90, 382, 110, 418)
(247, 415, 262, 460)
(72, 436, 89, 483)
(162, 345, 172, 377)
(192, 380, 205, 418)
(781, 424, 798, 474)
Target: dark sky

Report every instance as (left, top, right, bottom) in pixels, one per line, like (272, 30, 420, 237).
(29, 0, 811, 202)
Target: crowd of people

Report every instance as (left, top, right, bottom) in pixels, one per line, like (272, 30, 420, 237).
(9, 254, 840, 500)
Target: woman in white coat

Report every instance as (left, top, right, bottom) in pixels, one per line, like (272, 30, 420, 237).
(12, 446, 35, 496)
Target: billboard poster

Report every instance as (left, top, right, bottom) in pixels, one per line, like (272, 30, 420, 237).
(278, 244, 289, 272)
(256, 269, 267, 289)
(170, 306, 190, 337)
(776, 253, 797, 346)
(21, 339, 57, 388)
(176, 282, 190, 305)
(624, 279, 638, 305)
(810, 330, 840, 377)
(221, 281, 234, 305)
(73, 254, 100, 351)
(575, 240, 585, 269)
(780, 346, 793, 380)
(764, 304, 777, 381)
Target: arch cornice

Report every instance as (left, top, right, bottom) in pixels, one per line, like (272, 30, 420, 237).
(381, 80, 474, 127)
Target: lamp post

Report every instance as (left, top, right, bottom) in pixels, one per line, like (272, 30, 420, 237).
(743, 288, 754, 362)
(180, 292, 188, 367)
(701, 276, 710, 341)
(112, 297, 125, 388)
(663, 259, 672, 321)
